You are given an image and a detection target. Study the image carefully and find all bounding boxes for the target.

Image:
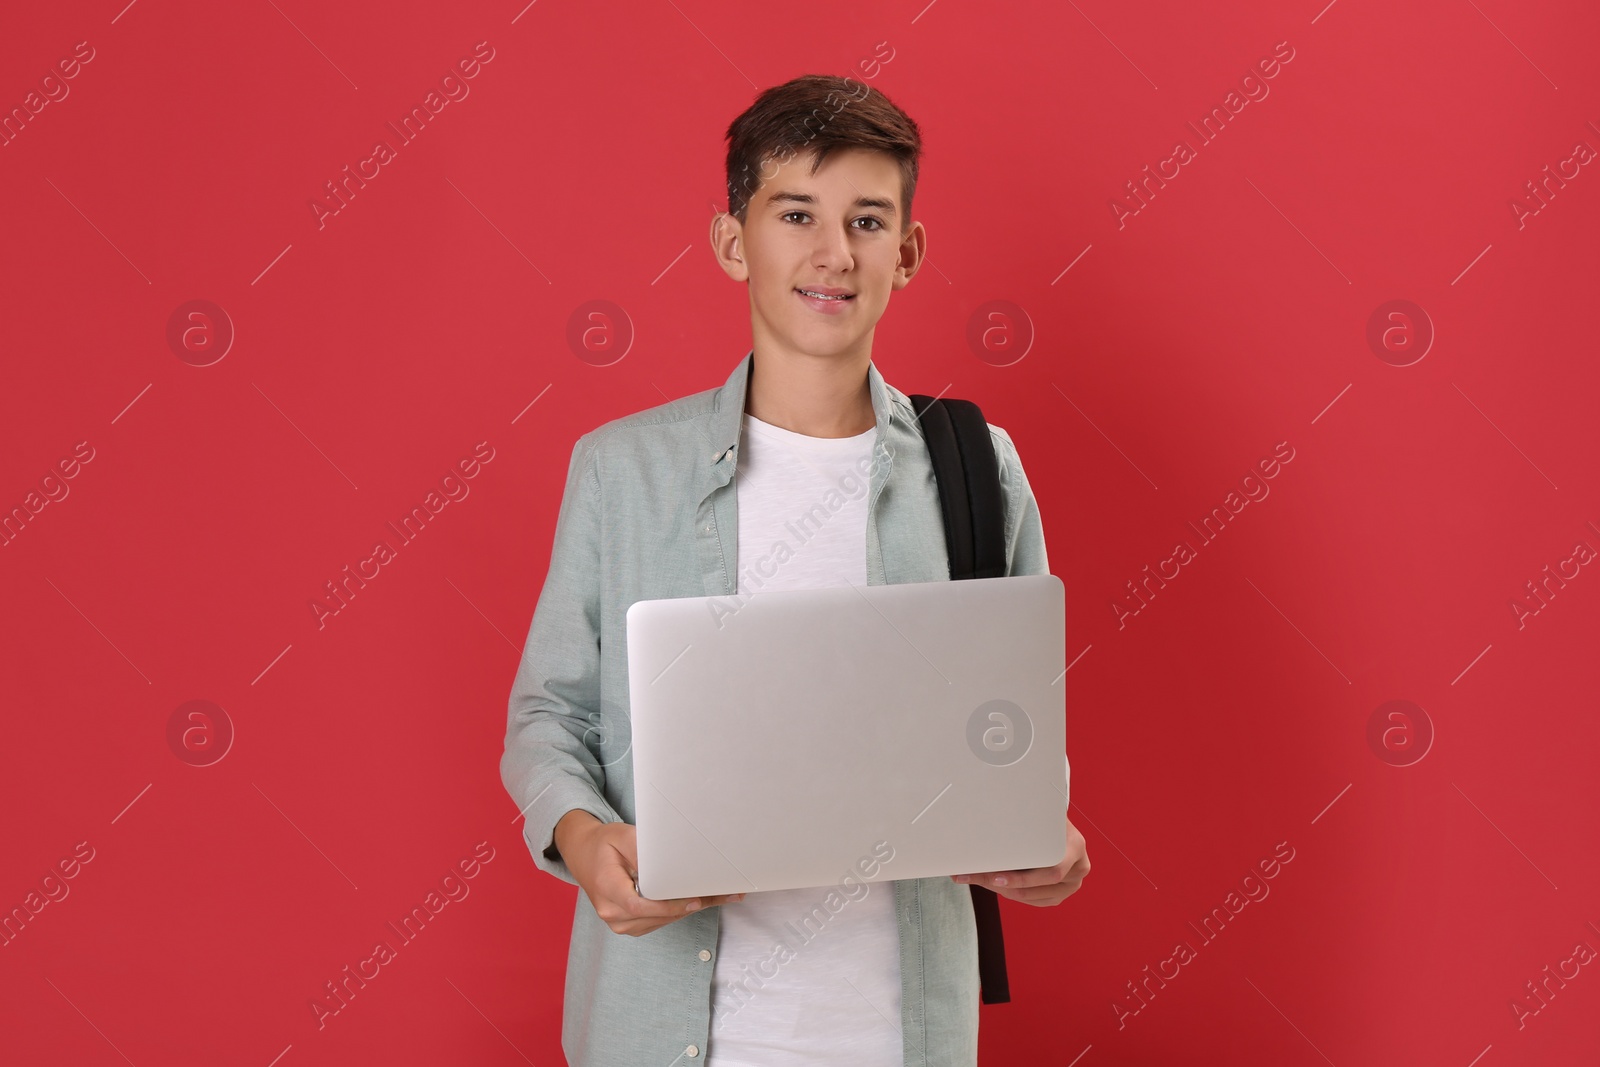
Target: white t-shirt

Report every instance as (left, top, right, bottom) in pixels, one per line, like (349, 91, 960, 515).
(705, 411, 903, 1066)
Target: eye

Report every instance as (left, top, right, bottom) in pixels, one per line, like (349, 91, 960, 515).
(780, 211, 885, 231)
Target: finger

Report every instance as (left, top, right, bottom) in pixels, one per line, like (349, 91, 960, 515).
(619, 862, 746, 906)
(664, 890, 748, 911)
(1015, 868, 1089, 900)
(596, 864, 656, 915)
(995, 882, 1075, 906)
(627, 878, 746, 915)
(953, 866, 1063, 890)
(609, 825, 639, 870)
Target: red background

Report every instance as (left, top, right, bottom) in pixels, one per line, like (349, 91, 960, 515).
(3, 1, 1598, 1063)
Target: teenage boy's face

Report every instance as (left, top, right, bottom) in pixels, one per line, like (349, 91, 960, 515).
(712, 147, 926, 363)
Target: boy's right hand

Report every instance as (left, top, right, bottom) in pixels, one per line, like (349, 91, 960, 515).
(556, 810, 746, 937)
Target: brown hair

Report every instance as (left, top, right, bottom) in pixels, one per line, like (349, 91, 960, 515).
(722, 73, 923, 229)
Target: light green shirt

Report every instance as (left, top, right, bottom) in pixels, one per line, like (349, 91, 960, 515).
(501, 350, 1065, 1066)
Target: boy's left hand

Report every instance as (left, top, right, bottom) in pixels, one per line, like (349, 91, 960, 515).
(950, 814, 1090, 907)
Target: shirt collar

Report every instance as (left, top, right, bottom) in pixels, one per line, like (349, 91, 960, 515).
(705, 348, 895, 470)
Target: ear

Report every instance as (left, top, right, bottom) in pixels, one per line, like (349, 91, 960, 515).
(891, 218, 928, 291)
(710, 211, 749, 282)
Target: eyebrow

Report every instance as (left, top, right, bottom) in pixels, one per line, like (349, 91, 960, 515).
(765, 190, 898, 217)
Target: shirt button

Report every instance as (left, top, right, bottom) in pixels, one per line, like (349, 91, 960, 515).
(686, 1045, 700, 1058)
(698, 949, 712, 961)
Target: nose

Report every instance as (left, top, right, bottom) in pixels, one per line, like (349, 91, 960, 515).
(810, 220, 854, 275)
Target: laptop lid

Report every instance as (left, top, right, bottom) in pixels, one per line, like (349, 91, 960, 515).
(626, 573, 1066, 900)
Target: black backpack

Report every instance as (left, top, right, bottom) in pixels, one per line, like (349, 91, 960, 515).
(908, 392, 1012, 1004)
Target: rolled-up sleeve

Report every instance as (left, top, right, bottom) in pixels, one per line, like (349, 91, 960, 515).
(501, 431, 624, 886)
(990, 423, 1068, 808)
(989, 424, 1049, 579)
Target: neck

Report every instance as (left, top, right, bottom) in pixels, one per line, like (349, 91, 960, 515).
(744, 348, 875, 438)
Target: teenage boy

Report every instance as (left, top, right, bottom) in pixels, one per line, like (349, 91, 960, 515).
(501, 73, 1089, 1067)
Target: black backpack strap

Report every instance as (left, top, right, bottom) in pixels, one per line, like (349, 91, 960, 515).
(909, 395, 1007, 581)
(910, 394, 974, 579)
(909, 392, 1013, 1005)
(970, 884, 1011, 1004)
(941, 398, 1007, 580)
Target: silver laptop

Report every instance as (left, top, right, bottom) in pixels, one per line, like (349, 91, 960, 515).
(626, 574, 1066, 900)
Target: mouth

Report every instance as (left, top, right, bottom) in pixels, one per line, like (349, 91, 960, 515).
(795, 287, 856, 313)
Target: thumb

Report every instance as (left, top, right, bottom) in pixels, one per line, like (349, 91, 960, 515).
(597, 824, 642, 895)
(606, 822, 640, 872)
